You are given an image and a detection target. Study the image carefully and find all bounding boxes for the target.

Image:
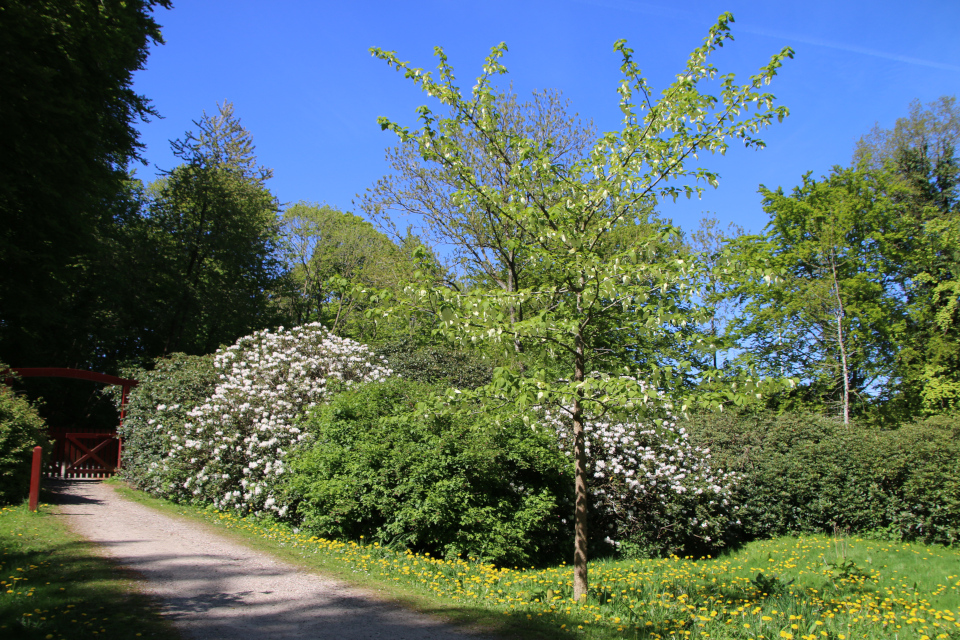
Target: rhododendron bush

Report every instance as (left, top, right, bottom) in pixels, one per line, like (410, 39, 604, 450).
(115, 353, 217, 496)
(119, 322, 740, 557)
(547, 408, 740, 558)
(687, 409, 960, 546)
(121, 324, 392, 515)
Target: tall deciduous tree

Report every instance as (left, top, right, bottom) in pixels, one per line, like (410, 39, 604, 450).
(726, 166, 908, 423)
(855, 97, 960, 415)
(279, 202, 420, 339)
(147, 102, 283, 356)
(372, 13, 793, 598)
(0, 0, 170, 369)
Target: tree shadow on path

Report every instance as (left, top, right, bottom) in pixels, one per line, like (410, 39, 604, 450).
(48, 480, 511, 640)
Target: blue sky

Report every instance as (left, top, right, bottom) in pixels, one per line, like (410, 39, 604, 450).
(131, 0, 960, 237)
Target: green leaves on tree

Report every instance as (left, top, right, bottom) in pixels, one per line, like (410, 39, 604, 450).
(371, 13, 794, 599)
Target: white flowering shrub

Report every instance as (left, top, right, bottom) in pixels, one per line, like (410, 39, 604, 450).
(546, 408, 740, 558)
(153, 323, 392, 515)
(115, 353, 218, 496)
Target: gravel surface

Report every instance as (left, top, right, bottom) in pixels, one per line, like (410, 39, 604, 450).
(50, 480, 491, 640)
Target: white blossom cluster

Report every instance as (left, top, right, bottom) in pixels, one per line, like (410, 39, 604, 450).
(153, 323, 392, 516)
(545, 408, 739, 553)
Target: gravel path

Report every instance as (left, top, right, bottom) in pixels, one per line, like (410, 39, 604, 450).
(50, 480, 491, 640)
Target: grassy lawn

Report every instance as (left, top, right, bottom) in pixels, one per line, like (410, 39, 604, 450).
(0, 500, 179, 640)
(111, 481, 960, 640)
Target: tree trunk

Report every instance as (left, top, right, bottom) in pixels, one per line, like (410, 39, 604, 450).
(572, 327, 588, 601)
(829, 256, 850, 425)
(506, 254, 524, 358)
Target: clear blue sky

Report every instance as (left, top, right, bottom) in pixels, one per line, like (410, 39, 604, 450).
(131, 0, 960, 237)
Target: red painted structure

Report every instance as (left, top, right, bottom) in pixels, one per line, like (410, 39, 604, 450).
(3, 368, 138, 478)
(29, 446, 42, 511)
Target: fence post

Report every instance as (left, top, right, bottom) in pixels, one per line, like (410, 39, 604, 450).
(29, 446, 42, 512)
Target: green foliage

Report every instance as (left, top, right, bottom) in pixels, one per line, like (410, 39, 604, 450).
(825, 558, 869, 582)
(145, 102, 284, 356)
(688, 410, 887, 538)
(750, 571, 794, 597)
(114, 354, 218, 495)
(0, 0, 170, 370)
(877, 414, 960, 545)
(0, 380, 50, 506)
(687, 409, 960, 546)
(278, 202, 420, 340)
(284, 380, 572, 566)
(894, 144, 960, 417)
(374, 338, 492, 390)
(854, 96, 960, 420)
(725, 165, 908, 422)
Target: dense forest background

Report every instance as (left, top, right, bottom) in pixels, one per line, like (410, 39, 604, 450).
(1, 0, 957, 433)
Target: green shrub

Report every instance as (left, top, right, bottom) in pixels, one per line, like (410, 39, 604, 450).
(874, 414, 960, 545)
(688, 411, 885, 539)
(114, 353, 218, 496)
(283, 379, 572, 566)
(0, 377, 50, 505)
(687, 409, 960, 546)
(374, 338, 492, 390)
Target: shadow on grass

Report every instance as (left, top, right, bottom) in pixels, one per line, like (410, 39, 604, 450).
(0, 522, 178, 639)
(2, 534, 582, 640)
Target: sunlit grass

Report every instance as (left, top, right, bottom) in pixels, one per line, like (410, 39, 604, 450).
(107, 480, 960, 639)
(155, 496, 958, 640)
(0, 501, 178, 640)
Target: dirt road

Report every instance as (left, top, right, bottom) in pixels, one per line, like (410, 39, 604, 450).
(50, 481, 489, 640)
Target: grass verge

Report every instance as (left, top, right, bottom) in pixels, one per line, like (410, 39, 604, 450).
(108, 479, 558, 640)
(109, 480, 960, 640)
(0, 499, 179, 640)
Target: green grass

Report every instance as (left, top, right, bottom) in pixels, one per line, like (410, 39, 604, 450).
(0, 499, 179, 640)
(110, 480, 960, 640)
(108, 480, 555, 640)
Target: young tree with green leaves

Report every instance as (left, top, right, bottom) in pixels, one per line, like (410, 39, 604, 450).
(371, 13, 793, 598)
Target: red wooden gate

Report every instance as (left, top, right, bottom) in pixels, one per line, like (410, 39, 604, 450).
(2, 368, 137, 479)
(49, 431, 120, 478)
